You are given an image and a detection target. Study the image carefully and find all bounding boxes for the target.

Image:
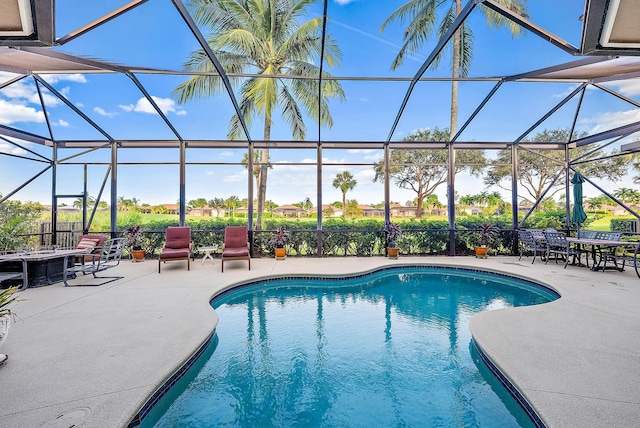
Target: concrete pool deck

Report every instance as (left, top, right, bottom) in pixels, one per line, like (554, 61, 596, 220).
(0, 255, 639, 427)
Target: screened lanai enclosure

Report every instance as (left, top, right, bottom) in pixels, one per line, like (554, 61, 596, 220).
(1, 0, 640, 257)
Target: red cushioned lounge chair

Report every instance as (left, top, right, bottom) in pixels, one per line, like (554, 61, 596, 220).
(158, 226, 192, 273)
(221, 226, 250, 272)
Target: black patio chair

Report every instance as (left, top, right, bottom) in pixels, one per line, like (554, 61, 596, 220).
(518, 229, 547, 264)
(601, 239, 640, 277)
(544, 231, 582, 268)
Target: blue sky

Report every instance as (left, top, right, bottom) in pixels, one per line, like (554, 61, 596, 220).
(1, 0, 638, 208)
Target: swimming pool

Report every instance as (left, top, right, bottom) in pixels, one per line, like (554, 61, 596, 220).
(136, 266, 558, 427)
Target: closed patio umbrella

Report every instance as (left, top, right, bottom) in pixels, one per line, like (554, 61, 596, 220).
(571, 172, 588, 229)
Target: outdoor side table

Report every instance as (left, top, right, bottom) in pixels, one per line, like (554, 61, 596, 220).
(199, 246, 218, 265)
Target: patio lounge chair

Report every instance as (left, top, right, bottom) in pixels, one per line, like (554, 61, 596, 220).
(518, 229, 547, 264)
(221, 226, 250, 272)
(544, 231, 582, 268)
(63, 238, 126, 286)
(158, 227, 192, 273)
(0, 258, 28, 291)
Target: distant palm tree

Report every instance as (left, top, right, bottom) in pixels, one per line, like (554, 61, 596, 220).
(225, 195, 240, 217)
(174, 0, 345, 230)
(613, 187, 640, 204)
(333, 171, 357, 213)
(208, 197, 226, 217)
(381, 0, 528, 138)
(301, 197, 313, 214)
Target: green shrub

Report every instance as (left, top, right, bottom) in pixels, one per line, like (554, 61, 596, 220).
(610, 218, 639, 233)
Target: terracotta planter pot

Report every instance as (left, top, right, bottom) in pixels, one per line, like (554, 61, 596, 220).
(474, 246, 488, 258)
(387, 247, 400, 259)
(132, 249, 146, 262)
(274, 247, 286, 260)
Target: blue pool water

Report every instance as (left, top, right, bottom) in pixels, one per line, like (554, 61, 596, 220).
(139, 266, 558, 427)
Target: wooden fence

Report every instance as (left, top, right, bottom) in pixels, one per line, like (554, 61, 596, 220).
(39, 222, 84, 249)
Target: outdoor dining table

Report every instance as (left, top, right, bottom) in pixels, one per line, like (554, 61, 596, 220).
(0, 248, 91, 289)
(566, 236, 640, 273)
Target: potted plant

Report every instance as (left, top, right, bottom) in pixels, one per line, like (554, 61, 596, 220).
(0, 286, 18, 367)
(384, 221, 402, 259)
(474, 222, 500, 258)
(269, 226, 289, 260)
(125, 225, 145, 262)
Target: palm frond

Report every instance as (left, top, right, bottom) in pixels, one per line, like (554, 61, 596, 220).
(459, 24, 473, 78)
(278, 85, 306, 140)
(387, 2, 439, 70)
(228, 87, 258, 139)
(481, 0, 529, 36)
(213, 28, 266, 60)
(245, 73, 279, 116)
(278, 17, 323, 62)
(172, 49, 252, 103)
(380, 0, 435, 32)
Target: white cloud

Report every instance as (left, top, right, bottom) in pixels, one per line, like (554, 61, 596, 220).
(346, 149, 382, 160)
(0, 140, 27, 155)
(355, 169, 376, 181)
(223, 173, 245, 183)
(580, 108, 640, 134)
(0, 77, 63, 107)
(552, 83, 581, 99)
(0, 71, 20, 83)
(0, 99, 45, 125)
(119, 96, 187, 116)
(609, 79, 640, 97)
(334, 0, 357, 5)
(54, 119, 69, 127)
(94, 106, 118, 117)
(41, 74, 87, 84)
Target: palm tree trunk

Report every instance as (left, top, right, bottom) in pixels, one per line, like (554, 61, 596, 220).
(342, 193, 346, 214)
(257, 119, 271, 231)
(450, 0, 462, 140)
(416, 185, 424, 219)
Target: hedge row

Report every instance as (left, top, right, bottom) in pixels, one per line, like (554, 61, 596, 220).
(121, 217, 517, 258)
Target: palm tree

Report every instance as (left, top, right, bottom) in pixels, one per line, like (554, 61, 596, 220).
(265, 200, 278, 215)
(332, 171, 357, 213)
(613, 188, 640, 205)
(173, 0, 345, 230)
(301, 197, 313, 214)
(381, 0, 527, 138)
(242, 149, 272, 205)
(208, 197, 226, 217)
(225, 195, 240, 217)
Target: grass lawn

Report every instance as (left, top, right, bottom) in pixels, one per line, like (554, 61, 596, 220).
(587, 214, 637, 231)
(587, 215, 611, 231)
